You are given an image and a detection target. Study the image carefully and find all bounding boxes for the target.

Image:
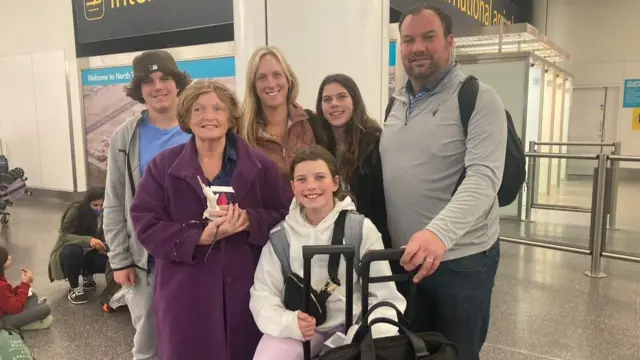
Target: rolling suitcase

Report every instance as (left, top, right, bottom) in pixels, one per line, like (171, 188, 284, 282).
(318, 248, 459, 360)
(302, 243, 356, 360)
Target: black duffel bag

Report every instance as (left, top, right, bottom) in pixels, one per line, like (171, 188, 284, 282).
(319, 302, 458, 360)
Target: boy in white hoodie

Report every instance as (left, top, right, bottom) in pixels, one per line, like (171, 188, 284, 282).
(250, 145, 406, 359)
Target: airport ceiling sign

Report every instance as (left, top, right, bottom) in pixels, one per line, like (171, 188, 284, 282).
(75, 0, 233, 44)
(391, 0, 524, 30)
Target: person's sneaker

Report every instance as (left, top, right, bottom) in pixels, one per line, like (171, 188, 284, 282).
(68, 287, 88, 305)
(82, 275, 97, 290)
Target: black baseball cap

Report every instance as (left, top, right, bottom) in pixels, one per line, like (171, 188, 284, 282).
(132, 50, 180, 79)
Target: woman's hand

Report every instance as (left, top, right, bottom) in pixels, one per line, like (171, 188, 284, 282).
(199, 217, 225, 245)
(90, 237, 106, 252)
(214, 204, 250, 240)
(204, 208, 227, 219)
(297, 311, 316, 341)
(199, 204, 250, 245)
(21, 268, 34, 284)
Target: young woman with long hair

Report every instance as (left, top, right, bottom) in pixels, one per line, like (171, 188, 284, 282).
(312, 74, 392, 249)
(48, 187, 109, 304)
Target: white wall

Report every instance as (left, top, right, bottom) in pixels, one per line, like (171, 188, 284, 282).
(0, 0, 85, 191)
(233, 0, 267, 103)
(543, 0, 640, 167)
(521, 65, 543, 218)
(265, 0, 389, 122)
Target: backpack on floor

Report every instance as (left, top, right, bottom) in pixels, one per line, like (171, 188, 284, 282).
(384, 76, 526, 207)
(0, 327, 35, 360)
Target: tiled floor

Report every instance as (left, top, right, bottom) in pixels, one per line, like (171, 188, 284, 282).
(0, 178, 639, 359)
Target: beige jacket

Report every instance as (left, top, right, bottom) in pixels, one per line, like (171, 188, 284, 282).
(255, 104, 316, 179)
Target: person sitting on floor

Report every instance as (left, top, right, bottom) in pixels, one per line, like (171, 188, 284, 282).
(48, 186, 109, 304)
(0, 246, 53, 330)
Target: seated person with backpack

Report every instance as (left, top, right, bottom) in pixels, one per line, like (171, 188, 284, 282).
(250, 146, 406, 360)
(0, 246, 53, 330)
(48, 187, 109, 304)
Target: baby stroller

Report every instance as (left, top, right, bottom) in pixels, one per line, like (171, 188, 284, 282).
(0, 152, 32, 226)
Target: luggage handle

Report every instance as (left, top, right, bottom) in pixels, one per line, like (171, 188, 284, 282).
(302, 244, 356, 360)
(351, 301, 410, 344)
(359, 248, 417, 327)
(360, 248, 405, 264)
(360, 317, 430, 360)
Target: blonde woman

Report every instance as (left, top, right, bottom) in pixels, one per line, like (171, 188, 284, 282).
(237, 46, 317, 179)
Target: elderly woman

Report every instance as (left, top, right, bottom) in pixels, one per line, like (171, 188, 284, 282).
(237, 46, 317, 179)
(129, 79, 292, 360)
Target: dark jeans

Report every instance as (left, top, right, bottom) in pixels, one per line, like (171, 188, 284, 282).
(394, 240, 500, 360)
(59, 244, 108, 288)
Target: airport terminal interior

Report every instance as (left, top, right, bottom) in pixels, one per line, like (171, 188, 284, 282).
(1, 0, 640, 359)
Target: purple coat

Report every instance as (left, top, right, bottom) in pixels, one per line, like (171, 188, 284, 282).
(130, 134, 292, 360)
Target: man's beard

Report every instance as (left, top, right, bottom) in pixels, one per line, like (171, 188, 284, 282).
(405, 56, 440, 82)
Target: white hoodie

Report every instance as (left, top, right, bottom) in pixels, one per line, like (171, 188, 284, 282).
(249, 196, 407, 342)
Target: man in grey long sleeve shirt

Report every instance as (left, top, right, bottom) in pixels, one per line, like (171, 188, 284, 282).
(380, 5, 506, 360)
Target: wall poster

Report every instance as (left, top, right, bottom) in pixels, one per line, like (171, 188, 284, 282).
(623, 79, 640, 108)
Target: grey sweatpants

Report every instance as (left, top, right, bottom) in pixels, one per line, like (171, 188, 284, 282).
(124, 267, 158, 360)
(1, 294, 51, 329)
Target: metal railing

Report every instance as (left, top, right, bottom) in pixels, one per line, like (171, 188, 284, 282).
(525, 141, 622, 229)
(600, 155, 640, 273)
(504, 143, 640, 278)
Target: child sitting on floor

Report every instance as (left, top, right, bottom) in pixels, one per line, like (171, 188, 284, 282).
(0, 246, 53, 330)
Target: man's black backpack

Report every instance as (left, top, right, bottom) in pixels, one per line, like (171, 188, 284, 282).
(384, 75, 526, 207)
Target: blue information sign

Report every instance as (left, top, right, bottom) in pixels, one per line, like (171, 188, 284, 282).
(82, 57, 235, 86)
(623, 79, 640, 108)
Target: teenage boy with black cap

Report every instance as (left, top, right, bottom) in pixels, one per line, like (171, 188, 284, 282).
(103, 50, 191, 360)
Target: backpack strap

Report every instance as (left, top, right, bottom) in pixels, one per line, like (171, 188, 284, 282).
(344, 210, 365, 275)
(383, 97, 396, 123)
(327, 210, 366, 279)
(327, 211, 349, 283)
(452, 75, 480, 196)
(268, 222, 292, 278)
(458, 75, 479, 136)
